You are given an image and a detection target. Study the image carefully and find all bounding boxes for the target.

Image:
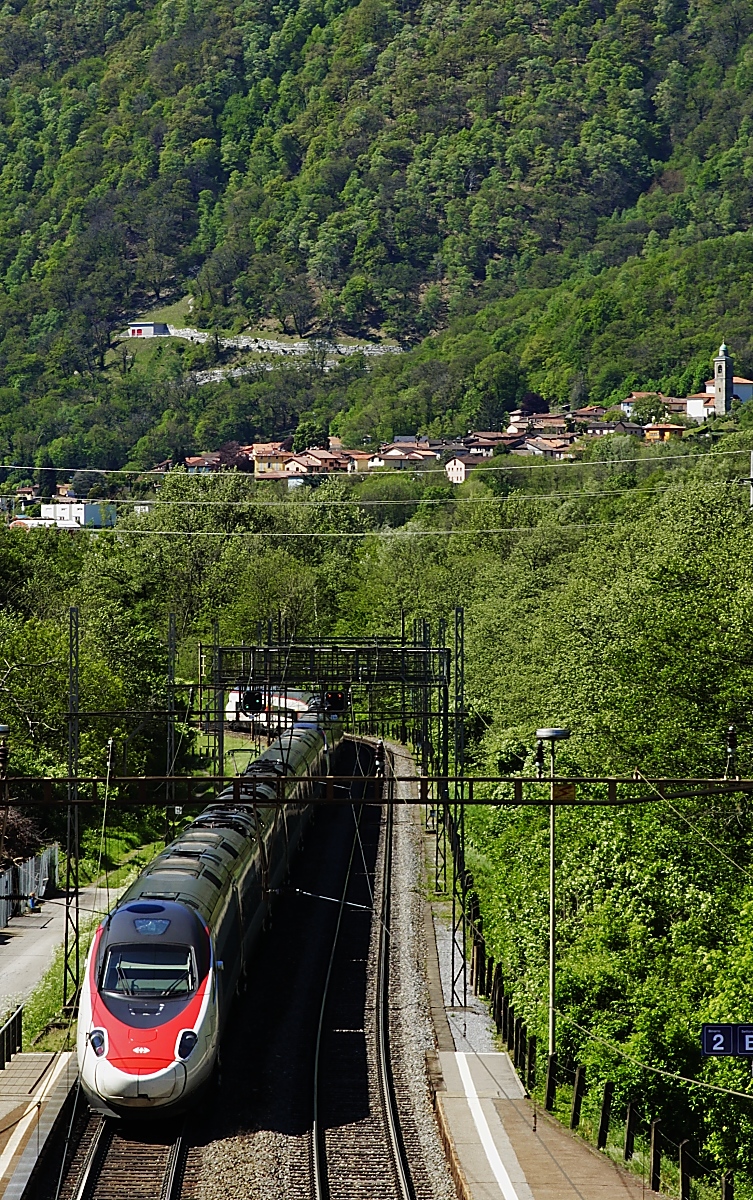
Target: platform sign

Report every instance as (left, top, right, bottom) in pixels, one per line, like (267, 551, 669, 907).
(737, 1026, 753, 1056)
(553, 782, 576, 803)
(702, 1024, 735, 1056)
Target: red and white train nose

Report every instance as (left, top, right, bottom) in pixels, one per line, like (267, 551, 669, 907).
(77, 901, 215, 1114)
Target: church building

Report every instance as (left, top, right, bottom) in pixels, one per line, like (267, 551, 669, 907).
(685, 343, 753, 422)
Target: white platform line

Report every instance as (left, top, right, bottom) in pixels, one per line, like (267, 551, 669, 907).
(456, 1052, 528, 1200)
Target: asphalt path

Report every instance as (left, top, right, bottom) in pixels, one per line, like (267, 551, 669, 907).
(0, 881, 125, 1016)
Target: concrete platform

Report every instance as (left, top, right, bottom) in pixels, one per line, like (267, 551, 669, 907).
(0, 1052, 75, 1197)
(435, 1051, 657, 1199)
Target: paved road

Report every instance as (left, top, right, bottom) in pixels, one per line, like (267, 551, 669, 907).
(0, 882, 124, 1016)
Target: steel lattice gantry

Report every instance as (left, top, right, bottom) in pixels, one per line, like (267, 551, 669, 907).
(199, 619, 467, 1005)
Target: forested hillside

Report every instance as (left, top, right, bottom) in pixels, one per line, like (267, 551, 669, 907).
(4, 0, 753, 463)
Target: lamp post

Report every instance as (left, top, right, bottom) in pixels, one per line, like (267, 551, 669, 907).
(536, 726, 570, 1100)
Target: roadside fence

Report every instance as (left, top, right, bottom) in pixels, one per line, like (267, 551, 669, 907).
(0, 844, 58, 928)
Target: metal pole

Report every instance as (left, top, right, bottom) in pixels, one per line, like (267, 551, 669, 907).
(549, 736, 556, 1058)
(167, 613, 176, 841)
(64, 607, 79, 1010)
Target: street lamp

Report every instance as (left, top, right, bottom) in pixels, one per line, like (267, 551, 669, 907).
(536, 726, 570, 1096)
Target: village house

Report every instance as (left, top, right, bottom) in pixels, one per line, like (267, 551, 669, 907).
(344, 451, 373, 473)
(39, 500, 117, 528)
(286, 454, 325, 475)
(572, 404, 607, 420)
(644, 423, 685, 443)
(14, 486, 39, 511)
(303, 448, 350, 472)
(612, 420, 645, 438)
(506, 410, 569, 436)
(523, 436, 577, 460)
(11, 516, 82, 532)
(185, 452, 223, 473)
(445, 455, 478, 484)
(250, 442, 294, 476)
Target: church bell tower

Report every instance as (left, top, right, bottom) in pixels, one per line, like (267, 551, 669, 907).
(713, 341, 733, 416)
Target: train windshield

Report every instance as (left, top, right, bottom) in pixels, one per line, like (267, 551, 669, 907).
(101, 944, 195, 998)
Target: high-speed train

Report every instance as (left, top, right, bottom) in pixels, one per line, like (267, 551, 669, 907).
(77, 710, 343, 1116)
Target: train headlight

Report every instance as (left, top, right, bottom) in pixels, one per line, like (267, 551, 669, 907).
(89, 1030, 106, 1057)
(177, 1031, 198, 1060)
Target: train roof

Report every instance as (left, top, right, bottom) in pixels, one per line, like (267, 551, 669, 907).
(117, 719, 341, 924)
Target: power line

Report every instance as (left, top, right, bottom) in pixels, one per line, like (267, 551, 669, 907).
(62, 480, 740, 508)
(0, 448, 748, 479)
(88, 522, 622, 538)
(635, 769, 753, 881)
(561, 1013, 753, 1102)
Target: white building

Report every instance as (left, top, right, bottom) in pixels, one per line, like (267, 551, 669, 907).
(39, 501, 117, 528)
(445, 455, 477, 484)
(128, 321, 169, 337)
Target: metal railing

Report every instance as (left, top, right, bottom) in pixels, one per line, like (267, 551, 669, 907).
(0, 1005, 23, 1069)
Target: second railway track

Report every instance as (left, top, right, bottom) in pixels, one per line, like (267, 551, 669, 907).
(312, 764, 415, 1200)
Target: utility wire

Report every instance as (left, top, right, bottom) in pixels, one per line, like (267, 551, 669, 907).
(0, 448, 748, 478)
(635, 769, 753, 882)
(81, 522, 622, 538)
(70, 479, 742, 507)
(560, 1012, 753, 1102)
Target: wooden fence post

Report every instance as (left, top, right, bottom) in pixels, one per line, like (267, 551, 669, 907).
(501, 995, 509, 1043)
(486, 957, 494, 997)
(476, 940, 486, 995)
(679, 1140, 690, 1200)
(624, 1102, 637, 1161)
(514, 1016, 523, 1066)
(527, 1036, 537, 1091)
(545, 1053, 557, 1111)
(519, 1024, 527, 1080)
(570, 1065, 586, 1129)
(597, 1081, 613, 1150)
(649, 1119, 661, 1193)
(507, 1004, 515, 1051)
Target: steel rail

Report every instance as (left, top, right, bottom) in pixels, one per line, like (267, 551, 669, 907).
(159, 1129, 187, 1200)
(69, 1119, 112, 1200)
(375, 771, 415, 1200)
(67, 1117, 186, 1200)
(311, 811, 362, 1200)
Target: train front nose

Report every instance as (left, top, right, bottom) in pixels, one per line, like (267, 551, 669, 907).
(94, 1059, 187, 1106)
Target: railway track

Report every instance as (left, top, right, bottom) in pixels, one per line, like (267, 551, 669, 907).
(47, 743, 442, 1200)
(312, 767, 415, 1200)
(58, 1115, 186, 1200)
